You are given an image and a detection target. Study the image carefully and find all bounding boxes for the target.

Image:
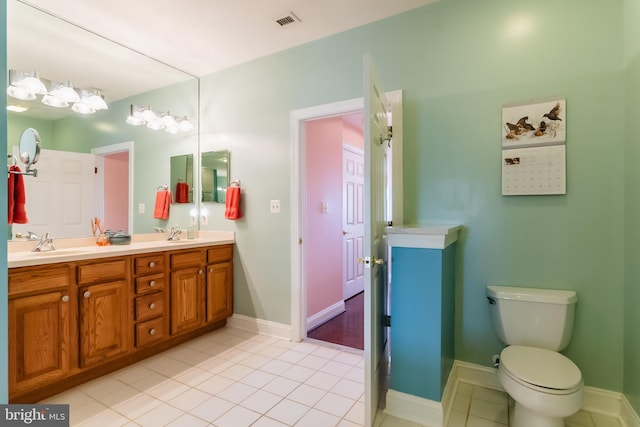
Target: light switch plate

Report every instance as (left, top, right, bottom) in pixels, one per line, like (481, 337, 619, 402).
(270, 200, 281, 214)
(138, 203, 145, 214)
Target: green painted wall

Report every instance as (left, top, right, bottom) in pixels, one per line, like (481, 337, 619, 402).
(624, 0, 640, 414)
(0, 0, 7, 404)
(200, 0, 626, 391)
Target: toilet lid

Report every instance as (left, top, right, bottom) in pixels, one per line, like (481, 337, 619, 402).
(501, 345, 581, 390)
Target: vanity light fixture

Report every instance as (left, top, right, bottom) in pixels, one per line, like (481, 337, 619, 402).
(7, 69, 109, 115)
(126, 104, 194, 133)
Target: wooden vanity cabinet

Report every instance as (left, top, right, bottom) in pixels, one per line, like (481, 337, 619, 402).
(8, 242, 233, 402)
(8, 265, 75, 397)
(206, 245, 233, 323)
(133, 253, 168, 347)
(77, 257, 131, 368)
(170, 249, 206, 335)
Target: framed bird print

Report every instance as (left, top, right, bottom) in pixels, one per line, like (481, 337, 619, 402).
(501, 98, 566, 196)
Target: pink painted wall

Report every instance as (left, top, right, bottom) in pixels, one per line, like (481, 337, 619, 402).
(305, 115, 364, 319)
(104, 151, 129, 232)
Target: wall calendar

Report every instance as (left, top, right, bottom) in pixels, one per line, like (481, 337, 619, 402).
(501, 99, 566, 196)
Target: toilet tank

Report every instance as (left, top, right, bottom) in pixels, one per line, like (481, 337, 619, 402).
(486, 285, 577, 351)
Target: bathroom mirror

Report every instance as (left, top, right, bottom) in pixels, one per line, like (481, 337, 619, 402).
(201, 150, 230, 203)
(7, 0, 199, 239)
(18, 128, 41, 167)
(170, 154, 194, 204)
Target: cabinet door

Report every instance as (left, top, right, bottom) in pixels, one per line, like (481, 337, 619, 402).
(206, 261, 233, 323)
(170, 268, 205, 335)
(79, 280, 130, 367)
(9, 291, 71, 396)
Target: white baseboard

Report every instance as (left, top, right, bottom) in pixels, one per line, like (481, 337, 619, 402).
(306, 301, 345, 331)
(444, 360, 640, 427)
(622, 395, 640, 427)
(385, 389, 444, 427)
(226, 314, 291, 340)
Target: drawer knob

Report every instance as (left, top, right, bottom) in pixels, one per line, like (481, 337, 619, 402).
(149, 303, 156, 310)
(149, 261, 156, 268)
(198, 269, 204, 275)
(83, 291, 91, 298)
(149, 328, 156, 335)
(61, 295, 69, 303)
(149, 280, 156, 287)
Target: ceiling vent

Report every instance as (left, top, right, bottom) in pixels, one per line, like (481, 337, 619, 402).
(275, 12, 301, 27)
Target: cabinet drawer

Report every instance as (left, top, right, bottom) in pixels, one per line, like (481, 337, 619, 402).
(135, 317, 164, 347)
(135, 274, 165, 295)
(135, 293, 164, 321)
(170, 250, 204, 269)
(77, 258, 127, 285)
(9, 265, 71, 297)
(207, 245, 233, 264)
(135, 254, 165, 275)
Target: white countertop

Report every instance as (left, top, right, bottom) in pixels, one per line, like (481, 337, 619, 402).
(386, 224, 462, 249)
(8, 231, 235, 268)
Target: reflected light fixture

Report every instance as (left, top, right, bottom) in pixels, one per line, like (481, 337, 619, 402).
(6, 69, 108, 115)
(126, 104, 194, 134)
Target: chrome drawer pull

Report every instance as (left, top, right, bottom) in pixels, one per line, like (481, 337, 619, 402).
(149, 280, 156, 287)
(149, 261, 156, 268)
(83, 291, 91, 298)
(61, 295, 69, 303)
(149, 328, 156, 335)
(149, 303, 156, 310)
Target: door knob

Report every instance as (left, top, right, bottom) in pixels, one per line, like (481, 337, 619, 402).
(342, 230, 350, 235)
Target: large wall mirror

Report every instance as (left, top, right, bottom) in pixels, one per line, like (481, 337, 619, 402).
(7, 0, 200, 240)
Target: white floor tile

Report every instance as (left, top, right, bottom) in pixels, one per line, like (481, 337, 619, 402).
(266, 398, 311, 425)
(216, 381, 258, 404)
(134, 403, 184, 427)
(239, 389, 283, 414)
(213, 404, 261, 427)
(167, 387, 212, 412)
(288, 384, 327, 407)
(314, 392, 356, 418)
(263, 376, 302, 397)
(188, 395, 235, 422)
(296, 408, 341, 427)
(166, 412, 210, 427)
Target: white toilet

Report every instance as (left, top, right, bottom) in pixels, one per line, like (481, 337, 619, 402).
(486, 285, 584, 427)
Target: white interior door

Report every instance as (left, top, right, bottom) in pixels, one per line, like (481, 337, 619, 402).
(363, 54, 390, 427)
(343, 145, 365, 300)
(11, 148, 96, 239)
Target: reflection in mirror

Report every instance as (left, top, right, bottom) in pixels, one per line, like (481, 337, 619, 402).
(19, 128, 41, 167)
(202, 151, 230, 203)
(7, 0, 199, 240)
(171, 154, 194, 204)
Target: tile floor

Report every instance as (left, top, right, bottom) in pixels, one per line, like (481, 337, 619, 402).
(40, 326, 626, 427)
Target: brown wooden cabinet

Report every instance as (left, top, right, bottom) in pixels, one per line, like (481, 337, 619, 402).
(8, 243, 233, 402)
(206, 245, 233, 323)
(170, 250, 206, 335)
(77, 257, 131, 368)
(133, 253, 167, 348)
(8, 265, 74, 397)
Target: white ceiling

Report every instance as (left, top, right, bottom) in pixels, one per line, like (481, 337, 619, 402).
(7, 0, 436, 118)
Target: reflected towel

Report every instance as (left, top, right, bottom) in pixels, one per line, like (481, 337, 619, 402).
(225, 186, 242, 220)
(153, 190, 172, 220)
(175, 182, 189, 203)
(8, 166, 28, 224)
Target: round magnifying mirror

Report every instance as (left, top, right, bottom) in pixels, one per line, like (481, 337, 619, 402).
(19, 128, 41, 166)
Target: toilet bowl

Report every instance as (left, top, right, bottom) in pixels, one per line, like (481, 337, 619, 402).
(486, 285, 584, 427)
(498, 345, 584, 427)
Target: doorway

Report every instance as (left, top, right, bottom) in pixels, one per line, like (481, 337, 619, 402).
(302, 113, 366, 350)
(290, 91, 403, 344)
(92, 141, 134, 233)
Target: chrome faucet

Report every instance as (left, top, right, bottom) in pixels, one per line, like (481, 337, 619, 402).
(154, 227, 166, 233)
(167, 226, 182, 241)
(31, 232, 55, 252)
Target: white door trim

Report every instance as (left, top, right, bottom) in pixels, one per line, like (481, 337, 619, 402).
(290, 91, 402, 342)
(91, 141, 134, 235)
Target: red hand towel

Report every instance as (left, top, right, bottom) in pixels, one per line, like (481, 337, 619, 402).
(153, 190, 172, 220)
(175, 182, 189, 203)
(8, 166, 28, 224)
(225, 186, 242, 220)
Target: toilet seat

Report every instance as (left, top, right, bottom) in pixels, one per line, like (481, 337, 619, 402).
(500, 345, 582, 394)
